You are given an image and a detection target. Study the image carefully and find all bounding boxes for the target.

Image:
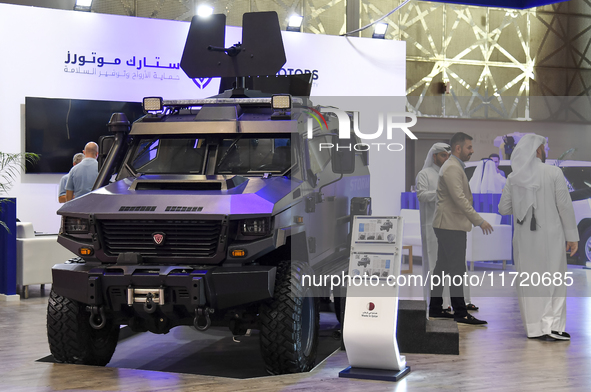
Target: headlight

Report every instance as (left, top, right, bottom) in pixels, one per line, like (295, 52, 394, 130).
(63, 217, 90, 234)
(240, 218, 272, 236)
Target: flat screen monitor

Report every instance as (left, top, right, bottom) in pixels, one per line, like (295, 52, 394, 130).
(25, 97, 144, 173)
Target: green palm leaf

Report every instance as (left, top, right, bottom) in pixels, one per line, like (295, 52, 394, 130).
(0, 152, 40, 232)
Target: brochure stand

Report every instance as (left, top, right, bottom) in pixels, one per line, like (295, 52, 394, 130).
(339, 216, 410, 382)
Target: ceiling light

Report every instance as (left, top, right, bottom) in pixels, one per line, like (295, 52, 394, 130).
(74, 0, 93, 12)
(287, 15, 303, 32)
(372, 23, 388, 39)
(197, 5, 214, 18)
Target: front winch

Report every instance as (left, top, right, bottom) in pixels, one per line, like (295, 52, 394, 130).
(127, 287, 165, 310)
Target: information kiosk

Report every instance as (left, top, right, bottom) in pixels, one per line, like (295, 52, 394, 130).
(339, 216, 411, 382)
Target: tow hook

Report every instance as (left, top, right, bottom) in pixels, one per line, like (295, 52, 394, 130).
(86, 305, 106, 330)
(194, 307, 214, 331)
(143, 293, 157, 314)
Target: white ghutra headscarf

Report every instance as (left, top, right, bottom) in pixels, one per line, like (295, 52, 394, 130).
(422, 142, 451, 170)
(469, 159, 506, 193)
(508, 134, 547, 222)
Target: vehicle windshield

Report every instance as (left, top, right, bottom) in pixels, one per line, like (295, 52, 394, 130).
(129, 137, 207, 174)
(215, 136, 293, 175)
(128, 135, 293, 175)
(562, 167, 591, 192)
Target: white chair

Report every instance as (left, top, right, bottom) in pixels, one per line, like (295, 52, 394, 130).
(465, 212, 512, 270)
(400, 209, 422, 257)
(16, 222, 77, 298)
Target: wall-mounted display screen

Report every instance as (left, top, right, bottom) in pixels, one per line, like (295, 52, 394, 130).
(25, 97, 144, 173)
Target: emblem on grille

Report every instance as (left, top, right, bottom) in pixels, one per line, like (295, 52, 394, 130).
(152, 232, 166, 246)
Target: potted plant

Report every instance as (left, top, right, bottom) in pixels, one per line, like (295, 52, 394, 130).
(0, 152, 39, 232)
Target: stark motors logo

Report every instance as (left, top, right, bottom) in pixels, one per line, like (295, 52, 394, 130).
(192, 78, 212, 89)
(152, 232, 166, 246)
(304, 107, 418, 152)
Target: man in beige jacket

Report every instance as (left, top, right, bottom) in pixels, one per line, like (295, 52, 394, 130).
(429, 132, 493, 325)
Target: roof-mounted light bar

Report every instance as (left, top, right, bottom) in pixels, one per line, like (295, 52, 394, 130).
(160, 96, 302, 107)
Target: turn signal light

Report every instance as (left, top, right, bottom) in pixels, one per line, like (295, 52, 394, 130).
(294, 216, 304, 224)
(79, 247, 94, 256)
(231, 249, 246, 257)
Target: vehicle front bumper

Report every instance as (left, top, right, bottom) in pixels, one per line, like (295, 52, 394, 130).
(51, 262, 277, 311)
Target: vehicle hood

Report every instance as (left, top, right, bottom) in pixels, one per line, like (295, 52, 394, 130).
(57, 175, 300, 218)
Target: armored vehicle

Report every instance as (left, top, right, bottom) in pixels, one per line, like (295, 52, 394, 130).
(47, 12, 370, 374)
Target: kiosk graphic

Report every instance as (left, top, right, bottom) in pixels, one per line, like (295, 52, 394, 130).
(357, 218, 397, 243)
(380, 219, 394, 232)
(353, 253, 393, 277)
(358, 255, 372, 268)
(47, 12, 370, 375)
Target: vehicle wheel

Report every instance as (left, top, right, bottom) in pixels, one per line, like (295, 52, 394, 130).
(259, 260, 319, 375)
(47, 289, 119, 366)
(579, 226, 591, 264)
(334, 296, 345, 326)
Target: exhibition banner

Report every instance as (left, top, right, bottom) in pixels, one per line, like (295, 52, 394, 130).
(0, 3, 405, 232)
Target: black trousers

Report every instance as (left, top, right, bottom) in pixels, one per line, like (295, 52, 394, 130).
(429, 228, 468, 318)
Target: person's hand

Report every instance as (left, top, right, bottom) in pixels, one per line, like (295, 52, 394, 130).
(566, 242, 578, 257)
(480, 221, 494, 235)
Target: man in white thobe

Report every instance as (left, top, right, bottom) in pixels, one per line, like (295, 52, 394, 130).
(499, 134, 579, 340)
(469, 158, 506, 194)
(416, 143, 451, 310)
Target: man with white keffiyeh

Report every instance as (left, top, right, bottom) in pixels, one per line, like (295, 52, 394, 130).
(499, 134, 579, 341)
(416, 143, 451, 314)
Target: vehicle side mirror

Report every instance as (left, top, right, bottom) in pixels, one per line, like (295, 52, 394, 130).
(98, 135, 115, 171)
(306, 168, 318, 187)
(331, 135, 355, 174)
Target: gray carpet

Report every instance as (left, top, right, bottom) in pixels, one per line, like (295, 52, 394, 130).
(38, 312, 342, 379)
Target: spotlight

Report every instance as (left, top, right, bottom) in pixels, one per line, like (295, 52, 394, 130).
(74, 0, 93, 12)
(197, 4, 214, 18)
(372, 23, 388, 39)
(287, 15, 303, 32)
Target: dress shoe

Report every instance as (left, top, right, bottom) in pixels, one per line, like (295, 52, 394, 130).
(454, 314, 487, 325)
(429, 309, 454, 319)
(550, 331, 570, 340)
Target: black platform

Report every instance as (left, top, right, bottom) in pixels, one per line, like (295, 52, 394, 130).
(339, 365, 411, 382)
(37, 312, 342, 379)
(396, 300, 459, 355)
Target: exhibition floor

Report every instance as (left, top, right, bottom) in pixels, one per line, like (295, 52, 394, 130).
(2, 265, 591, 391)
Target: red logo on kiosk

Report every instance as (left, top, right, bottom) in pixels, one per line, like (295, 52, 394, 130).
(367, 302, 375, 311)
(152, 232, 166, 246)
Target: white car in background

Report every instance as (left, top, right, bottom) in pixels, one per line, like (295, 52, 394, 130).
(465, 160, 591, 265)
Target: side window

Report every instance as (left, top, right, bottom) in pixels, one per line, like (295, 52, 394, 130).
(307, 136, 331, 174)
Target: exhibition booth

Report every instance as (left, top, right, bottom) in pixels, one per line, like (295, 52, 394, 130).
(1, 1, 591, 388)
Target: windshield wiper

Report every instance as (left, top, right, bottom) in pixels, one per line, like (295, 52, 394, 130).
(216, 136, 242, 169)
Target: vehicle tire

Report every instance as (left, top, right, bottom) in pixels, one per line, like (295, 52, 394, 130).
(579, 226, 591, 264)
(47, 289, 119, 366)
(334, 296, 345, 326)
(259, 260, 319, 375)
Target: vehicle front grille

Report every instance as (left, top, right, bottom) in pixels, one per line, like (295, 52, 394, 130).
(99, 219, 222, 258)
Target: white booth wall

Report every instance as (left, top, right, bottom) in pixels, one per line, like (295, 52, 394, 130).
(0, 3, 406, 233)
